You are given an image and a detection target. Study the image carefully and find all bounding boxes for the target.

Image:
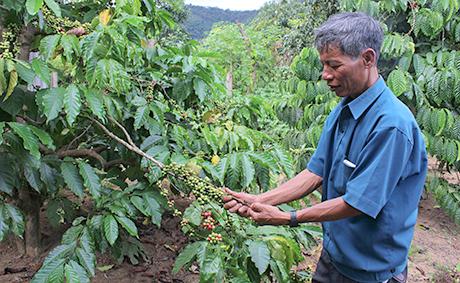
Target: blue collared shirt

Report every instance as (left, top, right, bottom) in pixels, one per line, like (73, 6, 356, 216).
(307, 77, 428, 282)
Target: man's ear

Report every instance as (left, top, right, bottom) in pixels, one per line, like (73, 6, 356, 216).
(361, 48, 377, 68)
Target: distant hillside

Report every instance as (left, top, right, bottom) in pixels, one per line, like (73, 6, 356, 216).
(184, 5, 258, 40)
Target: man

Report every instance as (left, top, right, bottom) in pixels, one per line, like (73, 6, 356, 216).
(223, 12, 427, 283)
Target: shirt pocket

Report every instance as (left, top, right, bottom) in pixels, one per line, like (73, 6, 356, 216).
(335, 159, 356, 195)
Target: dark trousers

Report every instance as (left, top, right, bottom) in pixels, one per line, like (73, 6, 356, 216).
(312, 249, 407, 283)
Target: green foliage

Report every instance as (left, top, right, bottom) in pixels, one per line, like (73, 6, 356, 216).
(26, 0, 44, 15)
(63, 84, 82, 126)
(0, 0, 226, 280)
(172, 241, 205, 273)
(31, 219, 97, 282)
(381, 33, 415, 60)
(253, 0, 339, 57)
(269, 47, 339, 172)
(78, 162, 101, 199)
(387, 69, 411, 97)
(40, 88, 65, 123)
(2, 0, 459, 280)
(8, 122, 41, 159)
(103, 214, 119, 246)
(247, 240, 271, 274)
(174, 203, 316, 282)
(202, 22, 278, 93)
(0, 202, 25, 240)
(427, 176, 460, 225)
(290, 48, 322, 81)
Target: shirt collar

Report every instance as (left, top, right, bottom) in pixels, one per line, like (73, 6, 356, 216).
(340, 76, 386, 120)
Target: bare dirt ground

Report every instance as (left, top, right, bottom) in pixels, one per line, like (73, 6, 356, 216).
(91, 216, 198, 283)
(0, 158, 459, 283)
(409, 193, 460, 282)
(0, 215, 198, 283)
(407, 158, 460, 283)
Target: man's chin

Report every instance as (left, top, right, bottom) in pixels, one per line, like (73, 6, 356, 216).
(333, 90, 348, 97)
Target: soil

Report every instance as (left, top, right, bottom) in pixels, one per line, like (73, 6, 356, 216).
(0, 158, 459, 283)
(90, 216, 199, 283)
(0, 214, 199, 283)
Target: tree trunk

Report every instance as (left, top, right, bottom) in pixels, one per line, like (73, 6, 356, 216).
(236, 22, 257, 94)
(18, 188, 41, 257)
(18, 25, 38, 61)
(14, 25, 42, 257)
(226, 65, 233, 96)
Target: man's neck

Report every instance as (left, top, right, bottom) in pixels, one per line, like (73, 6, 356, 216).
(366, 68, 380, 90)
(350, 68, 379, 99)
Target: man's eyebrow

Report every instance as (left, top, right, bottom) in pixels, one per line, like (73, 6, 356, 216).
(321, 60, 341, 65)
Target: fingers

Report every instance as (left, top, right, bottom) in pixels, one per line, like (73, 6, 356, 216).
(222, 188, 240, 203)
(224, 187, 247, 200)
(250, 202, 263, 212)
(223, 199, 239, 210)
(224, 187, 237, 196)
(223, 198, 252, 217)
(229, 202, 243, 213)
(222, 195, 233, 202)
(224, 200, 247, 214)
(248, 207, 256, 221)
(237, 205, 250, 217)
(223, 188, 259, 219)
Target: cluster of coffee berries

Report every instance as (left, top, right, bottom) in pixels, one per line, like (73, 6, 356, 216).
(206, 232, 222, 244)
(0, 25, 21, 59)
(157, 177, 170, 197)
(201, 211, 216, 231)
(165, 199, 182, 216)
(161, 163, 224, 205)
(180, 218, 189, 227)
(145, 83, 155, 102)
(42, 6, 91, 34)
(168, 99, 195, 122)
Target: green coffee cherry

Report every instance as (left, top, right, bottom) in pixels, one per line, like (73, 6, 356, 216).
(161, 162, 224, 204)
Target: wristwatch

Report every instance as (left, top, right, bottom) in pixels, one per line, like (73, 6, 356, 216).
(289, 210, 299, 227)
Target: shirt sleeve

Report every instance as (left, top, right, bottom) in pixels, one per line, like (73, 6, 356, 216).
(342, 127, 413, 219)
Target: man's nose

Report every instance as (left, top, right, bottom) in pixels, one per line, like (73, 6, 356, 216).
(322, 68, 333, 81)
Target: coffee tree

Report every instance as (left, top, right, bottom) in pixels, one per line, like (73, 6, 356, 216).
(0, 0, 318, 282)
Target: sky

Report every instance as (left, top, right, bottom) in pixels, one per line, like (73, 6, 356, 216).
(183, 0, 271, 11)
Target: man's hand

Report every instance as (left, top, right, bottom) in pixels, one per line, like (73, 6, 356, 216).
(223, 188, 257, 217)
(247, 203, 290, 225)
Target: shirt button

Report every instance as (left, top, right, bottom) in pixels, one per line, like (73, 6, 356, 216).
(390, 268, 395, 273)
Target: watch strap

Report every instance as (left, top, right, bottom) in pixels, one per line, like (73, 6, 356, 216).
(289, 210, 298, 227)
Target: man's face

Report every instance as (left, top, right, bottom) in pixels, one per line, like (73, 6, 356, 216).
(319, 46, 369, 99)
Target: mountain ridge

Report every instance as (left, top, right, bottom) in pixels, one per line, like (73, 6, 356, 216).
(184, 5, 258, 39)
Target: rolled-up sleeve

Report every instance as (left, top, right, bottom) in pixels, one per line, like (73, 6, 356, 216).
(342, 127, 413, 219)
